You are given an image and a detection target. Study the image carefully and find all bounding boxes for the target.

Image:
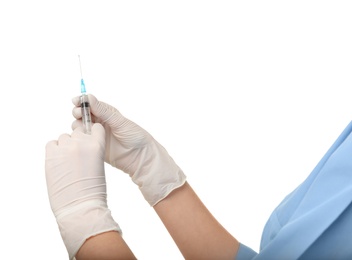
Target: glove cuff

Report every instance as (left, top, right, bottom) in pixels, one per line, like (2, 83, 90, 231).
(56, 200, 121, 260)
(132, 141, 187, 206)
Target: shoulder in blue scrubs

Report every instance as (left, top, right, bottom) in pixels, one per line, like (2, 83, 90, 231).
(236, 121, 352, 259)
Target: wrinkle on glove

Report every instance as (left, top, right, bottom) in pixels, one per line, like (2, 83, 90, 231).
(236, 121, 352, 260)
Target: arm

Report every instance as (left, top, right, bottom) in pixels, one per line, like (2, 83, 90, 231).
(154, 182, 239, 259)
(76, 231, 136, 260)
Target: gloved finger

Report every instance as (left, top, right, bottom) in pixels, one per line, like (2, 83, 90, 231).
(72, 94, 97, 107)
(91, 123, 106, 146)
(57, 133, 71, 146)
(73, 107, 97, 121)
(88, 95, 124, 126)
(45, 140, 58, 150)
(71, 126, 85, 138)
(72, 96, 80, 107)
(73, 94, 124, 127)
(72, 119, 83, 131)
(72, 106, 82, 119)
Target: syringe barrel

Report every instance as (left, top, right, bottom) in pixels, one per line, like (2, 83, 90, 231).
(80, 94, 92, 134)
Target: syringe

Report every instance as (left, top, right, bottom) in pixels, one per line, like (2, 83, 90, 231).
(78, 55, 92, 134)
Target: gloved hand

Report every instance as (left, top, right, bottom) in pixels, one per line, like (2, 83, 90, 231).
(45, 124, 121, 260)
(72, 94, 186, 206)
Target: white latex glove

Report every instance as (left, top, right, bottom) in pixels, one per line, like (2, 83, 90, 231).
(45, 124, 121, 260)
(72, 94, 186, 206)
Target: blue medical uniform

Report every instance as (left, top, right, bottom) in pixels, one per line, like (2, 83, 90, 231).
(236, 121, 352, 259)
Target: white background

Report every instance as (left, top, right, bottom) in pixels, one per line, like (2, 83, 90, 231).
(1, 1, 352, 259)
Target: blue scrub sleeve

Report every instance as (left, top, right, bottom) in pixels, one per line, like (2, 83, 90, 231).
(235, 243, 258, 259)
(254, 121, 352, 259)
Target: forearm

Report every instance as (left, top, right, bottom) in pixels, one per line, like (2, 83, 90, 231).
(75, 231, 136, 260)
(154, 182, 240, 259)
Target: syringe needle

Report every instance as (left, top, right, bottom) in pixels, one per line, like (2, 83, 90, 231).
(78, 55, 86, 94)
(78, 55, 83, 78)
